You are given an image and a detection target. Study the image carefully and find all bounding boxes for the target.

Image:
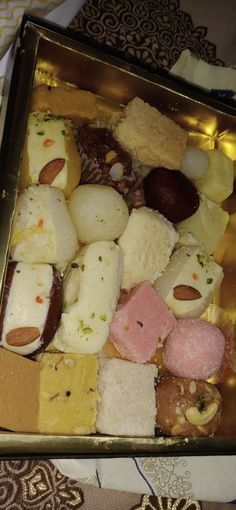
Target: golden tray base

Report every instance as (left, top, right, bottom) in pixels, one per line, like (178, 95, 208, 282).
(0, 15, 236, 457)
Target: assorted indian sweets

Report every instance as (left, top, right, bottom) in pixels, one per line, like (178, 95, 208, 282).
(0, 84, 235, 438)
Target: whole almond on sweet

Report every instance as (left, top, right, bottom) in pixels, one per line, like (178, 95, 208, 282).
(173, 285, 201, 301)
(6, 327, 40, 346)
(38, 158, 65, 184)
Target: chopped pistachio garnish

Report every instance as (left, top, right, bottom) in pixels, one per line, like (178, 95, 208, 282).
(207, 278, 213, 284)
(195, 395, 205, 412)
(82, 327, 93, 334)
(196, 253, 209, 268)
(100, 314, 107, 321)
(78, 319, 85, 329)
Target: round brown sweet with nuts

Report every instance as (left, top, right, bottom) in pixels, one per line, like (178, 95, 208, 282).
(156, 377, 222, 437)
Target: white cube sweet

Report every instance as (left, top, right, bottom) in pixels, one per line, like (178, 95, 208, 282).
(96, 358, 157, 437)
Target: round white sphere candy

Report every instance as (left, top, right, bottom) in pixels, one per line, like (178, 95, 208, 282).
(68, 184, 129, 243)
(180, 146, 209, 180)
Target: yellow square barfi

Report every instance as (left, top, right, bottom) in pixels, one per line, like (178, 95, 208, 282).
(39, 353, 99, 434)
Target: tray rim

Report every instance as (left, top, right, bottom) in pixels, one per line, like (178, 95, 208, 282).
(19, 15, 236, 116)
(0, 15, 236, 458)
(0, 433, 236, 458)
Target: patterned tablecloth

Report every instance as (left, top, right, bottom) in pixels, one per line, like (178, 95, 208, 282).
(0, 1, 236, 509)
(0, 460, 203, 510)
(69, 0, 231, 70)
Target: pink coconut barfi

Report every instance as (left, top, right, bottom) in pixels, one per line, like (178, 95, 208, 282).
(110, 281, 176, 363)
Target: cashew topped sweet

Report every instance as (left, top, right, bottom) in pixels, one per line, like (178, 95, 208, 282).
(156, 377, 222, 437)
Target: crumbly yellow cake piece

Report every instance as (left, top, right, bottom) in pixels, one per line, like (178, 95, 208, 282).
(30, 85, 98, 124)
(114, 97, 188, 169)
(39, 353, 99, 434)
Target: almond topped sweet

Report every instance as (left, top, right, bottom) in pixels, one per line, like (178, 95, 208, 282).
(0, 262, 62, 357)
(155, 246, 223, 318)
(38, 158, 65, 184)
(173, 285, 201, 301)
(19, 111, 81, 197)
(6, 327, 40, 346)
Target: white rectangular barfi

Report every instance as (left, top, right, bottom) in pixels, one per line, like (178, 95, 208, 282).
(54, 241, 123, 354)
(155, 246, 223, 318)
(118, 207, 178, 291)
(96, 358, 157, 436)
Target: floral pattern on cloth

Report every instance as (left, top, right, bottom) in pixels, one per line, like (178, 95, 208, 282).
(0, 460, 84, 509)
(132, 495, 201, 510)
(0, 460, 202, 510)
(138, 458, 194, 499)
(69, 0, 225, 71)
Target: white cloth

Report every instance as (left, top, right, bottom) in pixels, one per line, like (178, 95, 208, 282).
(0, 0, 85, 77)
(170, 48, 236, 100)
(52, 455, 236, 502)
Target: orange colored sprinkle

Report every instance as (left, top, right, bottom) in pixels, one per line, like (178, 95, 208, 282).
(36, 295, 43, 304)
(38, 219, 44, 228)
(192, 273, 198, 280)
(43, 138, 54, 147)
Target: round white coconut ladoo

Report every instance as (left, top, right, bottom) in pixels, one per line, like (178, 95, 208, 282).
(180, 146, 209, 180)
(68, 184, 129, 243)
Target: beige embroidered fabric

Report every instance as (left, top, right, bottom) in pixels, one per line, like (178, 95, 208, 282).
(0, 0, 65, 59)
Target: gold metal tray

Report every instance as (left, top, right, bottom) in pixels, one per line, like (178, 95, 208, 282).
(0, 16, 236, 457)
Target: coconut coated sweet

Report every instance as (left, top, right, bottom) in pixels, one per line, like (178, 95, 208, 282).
(164, 319, 225, 380)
